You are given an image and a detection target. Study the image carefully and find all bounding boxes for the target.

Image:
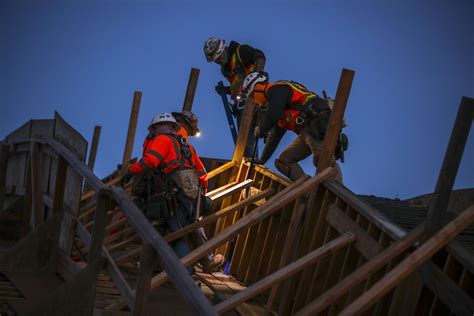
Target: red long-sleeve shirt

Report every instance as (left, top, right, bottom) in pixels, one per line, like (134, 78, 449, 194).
(129, 133, 208, 188)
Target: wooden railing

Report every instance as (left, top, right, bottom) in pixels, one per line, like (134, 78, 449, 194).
(4, 135, 217, 316)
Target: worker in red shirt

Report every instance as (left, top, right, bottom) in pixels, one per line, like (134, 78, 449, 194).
(122, 112, 208, 272)
(241, 72, 345, 182)
(172, 110, 225, 273)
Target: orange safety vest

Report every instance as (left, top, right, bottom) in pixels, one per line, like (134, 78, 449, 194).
(271, 81, 318, 132)
(129, 132, 208, 188)
(226, 47, 255, 97)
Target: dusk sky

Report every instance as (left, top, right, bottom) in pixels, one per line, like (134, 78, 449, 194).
(1, 0, 473, 199)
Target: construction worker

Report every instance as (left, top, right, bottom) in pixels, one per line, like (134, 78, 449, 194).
(242, 72, 344, 182)
(203, 38, 265, 99)
(204, 37, 265, 156)
(171, 110, 225, 273)
(121, 112, 217, 273)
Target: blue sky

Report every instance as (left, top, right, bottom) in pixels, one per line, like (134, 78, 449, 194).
(1, 0, 473, 199)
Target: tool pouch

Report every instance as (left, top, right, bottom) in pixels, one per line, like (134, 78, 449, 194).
(169, 169, 199, 200)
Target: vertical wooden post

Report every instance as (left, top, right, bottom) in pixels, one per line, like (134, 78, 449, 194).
(133, 243, 156, 316)
(231, 58, 265, 164)
(182, 68, 200, 112)
(87, 125, 101, 171)
(30, 141, 44, 227)
(88, 189, 110, 263)
(317, 68, 355, 172)
(0, 142, 7, 212)
(52, 155, 68, 217)
(122, 91, 142, 170)
(423, 96, 474, 238)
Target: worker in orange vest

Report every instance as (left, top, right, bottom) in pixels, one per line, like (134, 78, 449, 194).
(241, 72, 345, 182)
(204, 38, 265, 99)
(122, 112, 208, 273)
(172, 110, 225, 273)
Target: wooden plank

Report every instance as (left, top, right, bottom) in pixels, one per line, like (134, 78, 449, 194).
(446, 240, 474, 275)
(424, 96, 474, 238)
(30, 141, 44, 227)
(339, 204, 474, 315)
(265, 200, 306, 313)
(326, 205, 383, 260)
(150, 170, 334, 289)
(122, 91, 142, 169)
(207, 161, 235, 180)
(419, 261, 474, 316)
(231, 58, 265, 164)
(87, 125, 101, 171)
(182, 68, 200, 111)
(324, 180, 406, 240)
(0, 142, 7, 211)
(109, 187, 217, 316)
(133, 243, 156, 316)
(52, 155, 68, 217)
(215, 232, 356, 314)
(165, 188, 274, 243)
(208, 179, 254, 203)
(88, 190, 110, 263)
(57, 250, 81, 282)
(317, 68, 354, 172)
(295, 224, 423, 315)
(5, 120, 32, 195)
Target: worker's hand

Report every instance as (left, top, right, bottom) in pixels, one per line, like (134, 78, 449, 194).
(120, 169, 133, 186)
(215, 84, 230, 95)
(253, 126, 265, 138)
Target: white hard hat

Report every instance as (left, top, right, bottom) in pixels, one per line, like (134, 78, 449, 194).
(242, 72, 268, 96)
(204, 38, 226, 62)
(149, 112, 177, 127)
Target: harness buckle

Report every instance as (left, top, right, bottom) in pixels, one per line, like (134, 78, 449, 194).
(295, 116, 305, 125)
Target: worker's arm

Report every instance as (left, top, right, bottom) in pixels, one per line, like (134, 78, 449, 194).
(258, 126, 286, 165)
(129, 136, 170, 174)
(259, 85, 293, 135)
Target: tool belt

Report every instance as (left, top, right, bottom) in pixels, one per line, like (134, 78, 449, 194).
(142, 190, 178, 224)
(295, 96, 331, 140)
(169, 168, 200, 200)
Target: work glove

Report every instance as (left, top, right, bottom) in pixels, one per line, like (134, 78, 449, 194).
(215, 84, 230, 95)
(120, 169, 133, 186)
(253, 126, 265, 139)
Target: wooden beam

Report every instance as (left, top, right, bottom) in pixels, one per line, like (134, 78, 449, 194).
(109, 187, 217, 316)
(231, 58, 265, 164)
(52, 155, 68, 217)
(215, 232, 356, 314)
(88, 189, 110, 263)
(295, 224, 424, 315)
(166, 188, 274, 243)
(326, 205, 383, 260)
(87, 125, 101, 171)
(265, 200, 306, 313)
(424, 96, 474, 238)
(446, 240, 474, 275)
(0, 142, 7, 211)
(122, 91, 142, 170)
(208, 179, 254, 203)
(150, 168, 335, 289)
(339, 205, 474, 315)
(207, 161, 235, 180)
(30, 141, 44, 227)
(419, 261, 474, 315)
(133, 243, 156, 316)
(317, 68, 354, 172)
(182, 68, 200, 112)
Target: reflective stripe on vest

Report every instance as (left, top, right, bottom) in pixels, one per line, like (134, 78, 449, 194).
(272, 81, 319, 132)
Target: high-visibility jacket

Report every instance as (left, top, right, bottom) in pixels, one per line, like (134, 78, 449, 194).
(271, 80, 318, 132)
(226, 47, 255, 97)
(129, 132, 208, 188)
(176, 125, 189, 140)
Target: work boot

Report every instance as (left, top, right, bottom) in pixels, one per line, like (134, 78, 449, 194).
(202, 254, 225, 273)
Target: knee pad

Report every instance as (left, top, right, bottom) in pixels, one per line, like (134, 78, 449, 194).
(275, 158, 291, 177)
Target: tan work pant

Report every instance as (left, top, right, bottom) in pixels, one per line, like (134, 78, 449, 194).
(276, 129, 343, 183)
